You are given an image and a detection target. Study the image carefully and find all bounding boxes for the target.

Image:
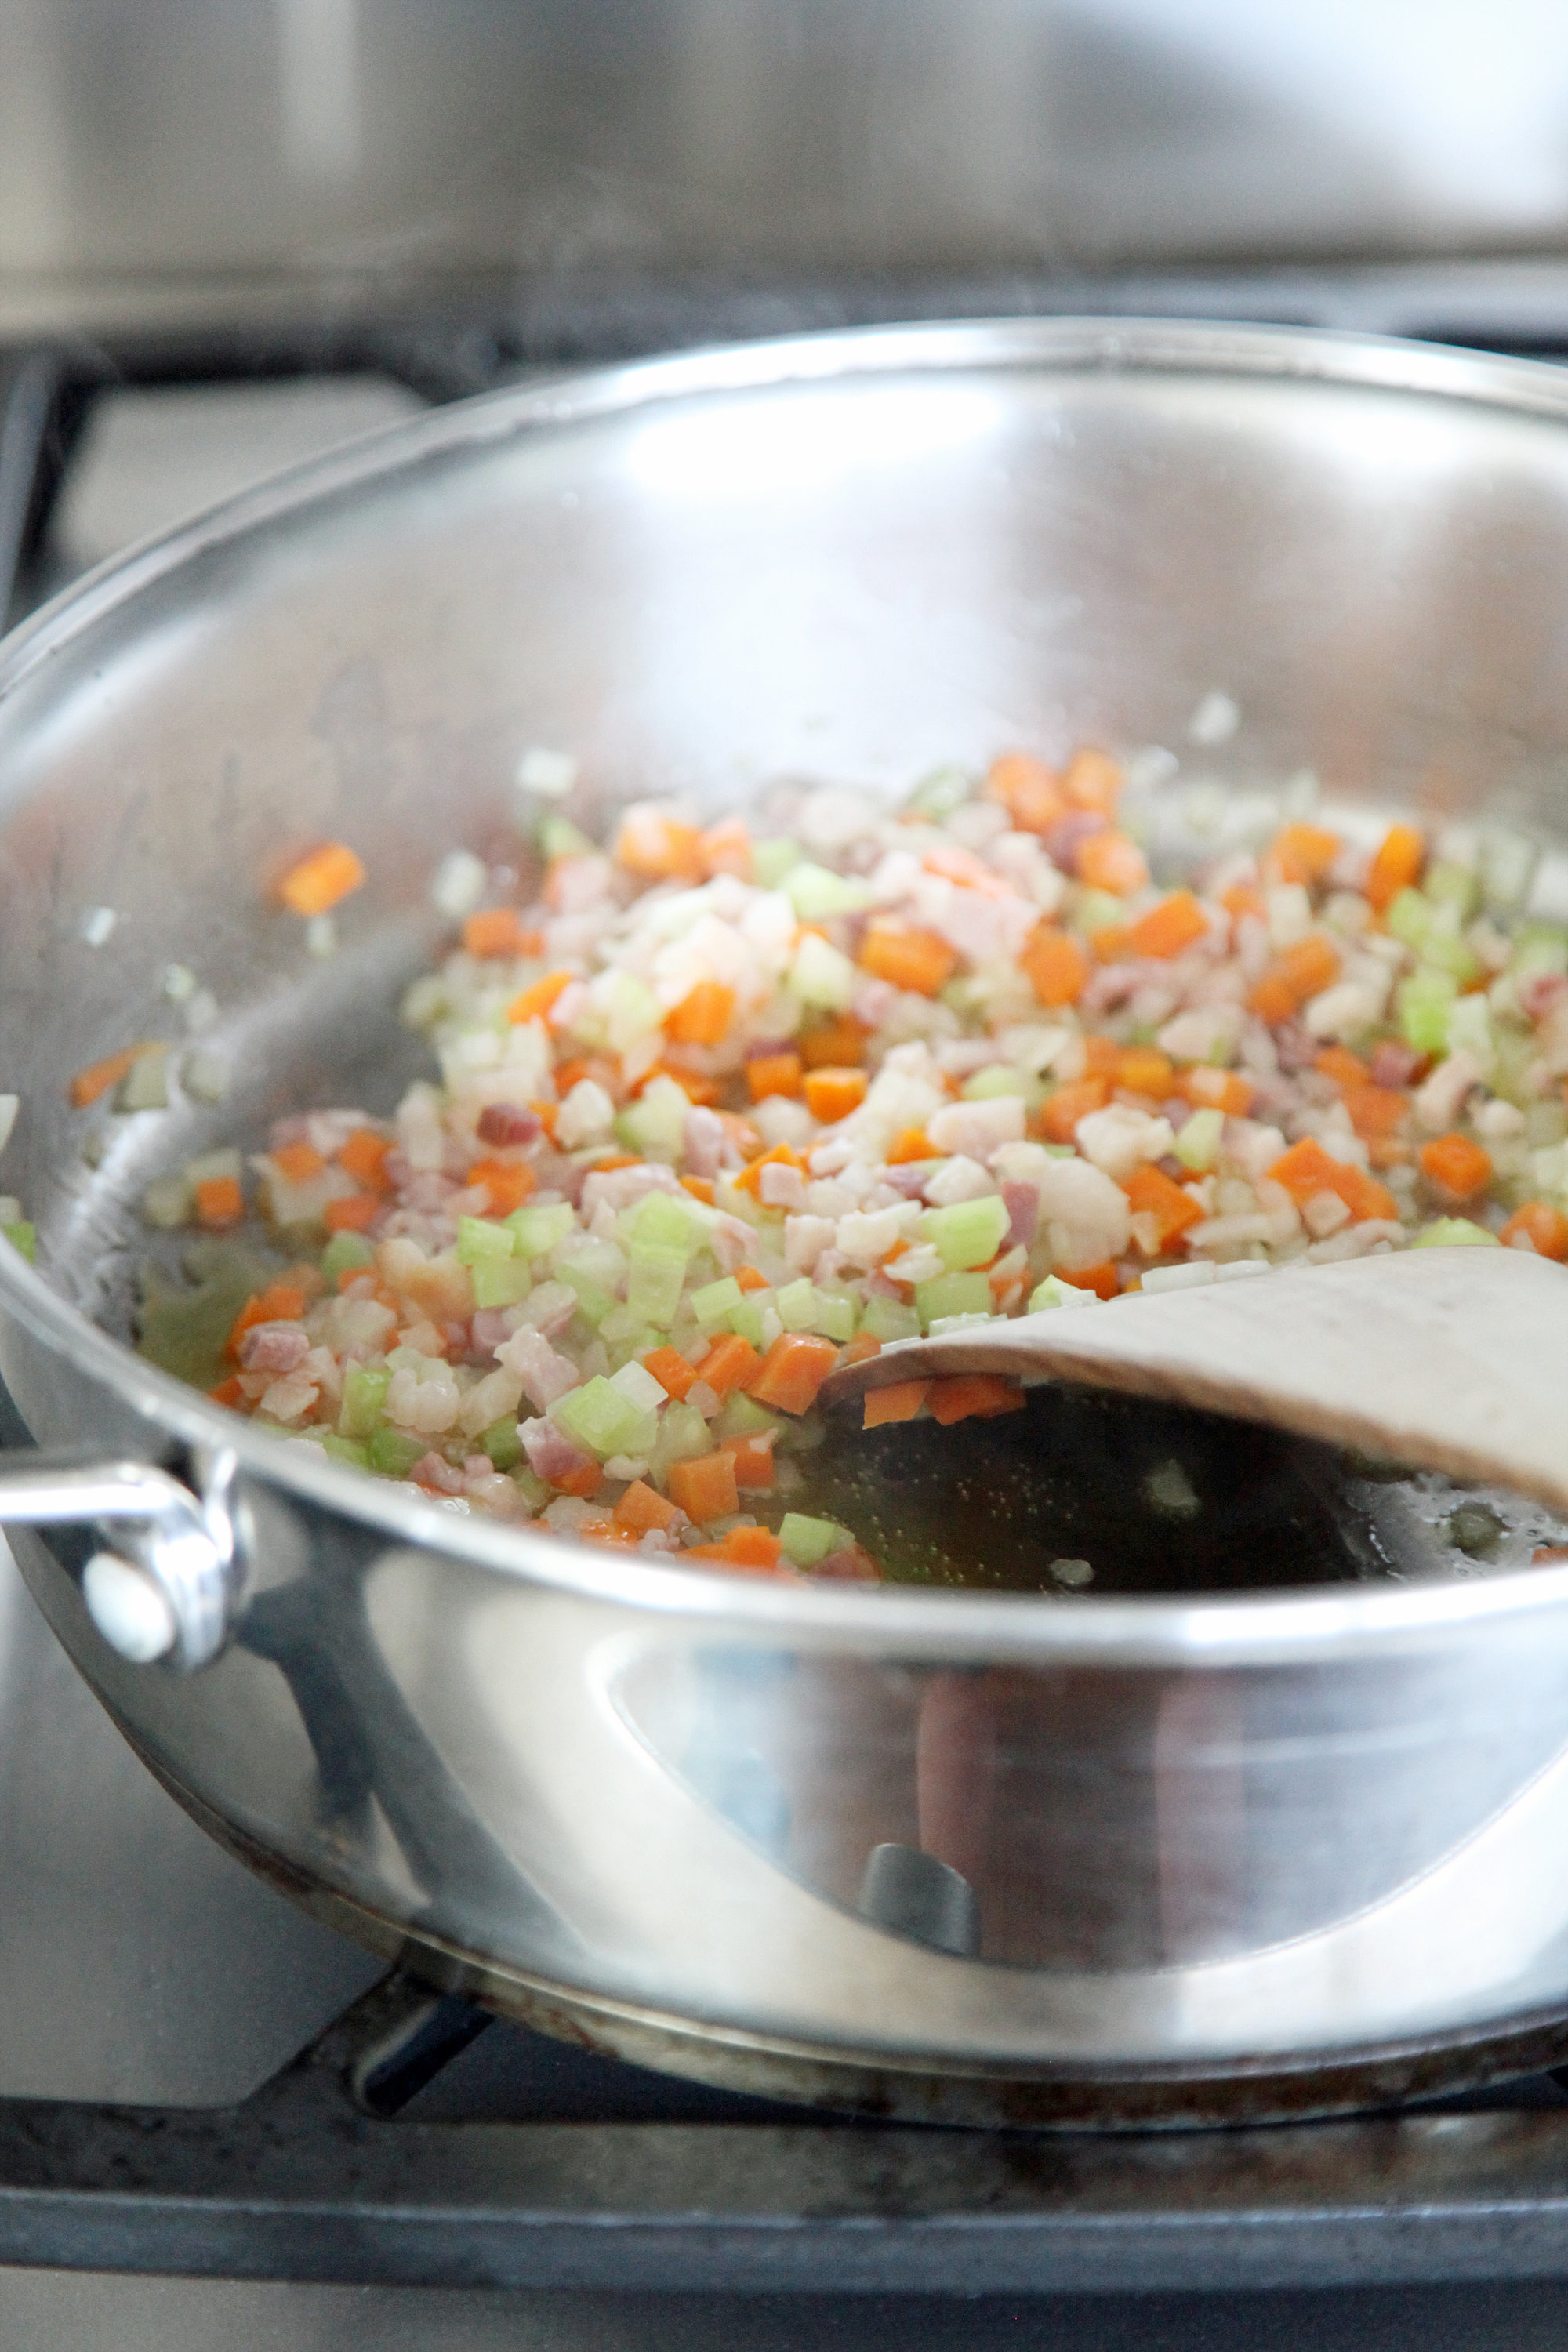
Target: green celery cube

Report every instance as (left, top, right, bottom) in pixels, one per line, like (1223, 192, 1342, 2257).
(456, 1215, 517, 1265)
(728, 1297, 767, 1348)
(1174, 1109, 1224, 1172)
(774, 1277, 819, 1331)
(651, 1399, 712, 1473)
(919, 1193, 1009, 1271)
(1396, 967, 1458, 1055)
(779, 1512, 849, 1568)
(631, 1190, 698, 1254)
(339, 1364, 390, 1439)
(480, 1417, 524, 1470)
(715, 1392, 779, 1442)
(1385, 887, 1432, 951)
(915, 1270, 993, 1328)
(368, 1425, 426, 1478)
(321, 1229, 375, 1284)
(513, 1464, 550, 1508)
(559, 1265, 615, 1325)
(321, 1434, 369, 1469)
(626, 1243, 688, 1328)
(692, 1275, 743, 1328)
(1425, 860, 1479, 918)
(1414, 1218, 1499, 1248)
(751, 837, 802, 889)
(782, 861, 872, 919)
(537, 814, 593, 859)
(2, 1221, 35, 1263)
(810, 1291, 857, 1342)
(506, 1203, 576, 1259)
(551, 1376, 645, 1461)
(470, 1256, 532, 1309)
(860, 1294, 921, 1342)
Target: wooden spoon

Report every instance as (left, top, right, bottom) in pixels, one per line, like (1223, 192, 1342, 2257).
(822, 1247, 1568, 1516)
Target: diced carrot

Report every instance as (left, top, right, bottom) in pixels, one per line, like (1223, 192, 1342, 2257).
(1091, 924, 1135, 964)
(1501, 1201, 1568, 1260)
(1114, 1047, 1174, 1099)
(923, 840, 1010, 895)
(194, 1175, 244, 1229)
(745, 1332, 840, 1415)
(1081, 1036, 1123, 1075)
(1021, 927, 1089, 1007)
(838, 1334, 881, 1368)
(680, 1176, 716, 1205)
(208, 1374, 245, 1408)
(1268, 825, 1341, 886)
(666, 980, 735, 1046)
(553, 1055, 616, 1098)
(1250, 933, 1341, 1022)
(717, 1525, 784, 1569)
(69, 1044, 151, 1109)
(468, 1159, 535, 1217)
(695, 1333, 762, 1401)
(1062, 746, 1124, 815)
(323, 1193, 379, 1233)
(746, 1050, 804, 1102)
(280, 840, 365, 917)
(1314, 1047, 1370, 1091)
(803, 1065, 868, 1123)
(1037, 1076, 1109, 1143)
(1534, 1545, 1568, 1565)
(1176, 1066, 1255, 1117)
(986, 750, 1064, 833)
(271, 1142, 325, 1183)
(507, 968, 574, 1023)
(1344, 1087, 1408, 1143)
(858, 921, 959, 996)
(720, 1434, 775, 1490)
(1124, 889, 1209, 961)
(336, 1129, 393, 1192)
(927, 1374, 1026, 1425)
(735, 1142, 805, 1197)
(1334, 1164, 1400, 1223)
(463, 908, 524, 960)
(799, 1014, 869, 1069)
(580, 1521, 643, 1547)
(699, 816, 752, 879)
(1066, 1260, 1123, 1300)
(1221, 881, 1267, 922)
(552, 1461, 603, 1500)
(1267, 1138, 1397, 1223)
(644, 1346, 699, 1400)
(613, 1479, 683, 1534)
(1076, 832, 1149, 896)
(666, 1450, 741, 1523)
(733, 1265, 771, 1293)
(717, 1109, 764, 1158)
(225, 1283, 309, 1357)
(1123, 1163, 1204, 1243)
(1365, 822, 1425, 913)
(863, 1377, 930, 1428)
(615, 808, 705, 880)
(530, 1100, 559, 1141)
(1420, 1131, 1493, 1202)
(887, 1127, 935, 1164)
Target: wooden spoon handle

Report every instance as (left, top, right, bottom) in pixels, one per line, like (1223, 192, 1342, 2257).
(825, 1248, 1568, 1517)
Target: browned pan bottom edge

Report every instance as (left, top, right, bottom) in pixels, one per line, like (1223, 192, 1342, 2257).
(104, 1719, 1568, 2133)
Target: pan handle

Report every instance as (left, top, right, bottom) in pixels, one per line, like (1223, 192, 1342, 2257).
(0, 1446, 241, 1671)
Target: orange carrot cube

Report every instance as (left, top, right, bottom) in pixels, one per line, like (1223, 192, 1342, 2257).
(468, 1159, 535, 1217)
(194, 1175, 244, 1229)
(985, 750, 1063, 833)
(1122, 1163, 1204, 1243)
(1501, 1201, 1568, 1260)
(720, 1434, 775, 1490)
(803, 1065, 868, 1123)
(336, 1129, 393, 1192)
(746, 1051, 804, 1102)
(858, 921, 958, 996)
(643, 1346, 699, 1400)
(744, 1333, 840, 1415)
(1268, 825, 1341, 885)
(1365, 823, 1425, 913)
(613, 1479, 683, 1534)
(615, 808, 704, 880)
(799, 1014, 869, 1069)
(1124, 889, 1209, 960)
(1021, 926, 1089, 1007)
(1175, 1066, 1254, 1117)
(695, 1333, 762, 1401)
(1036, 1076, 1109, 1144)
(280, 841, 365, 917)
(927, 1374, 1025, 1425)
(1076, 832, 1148, 896)
(862, 1377, 930, 1428)
(666, 1450, 740, 1523)
(666, 980, 735, 1046)
(1419, 1131, 1493, 1202)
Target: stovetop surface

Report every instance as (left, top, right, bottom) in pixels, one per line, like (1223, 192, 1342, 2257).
(8, 285, 1568, 2347)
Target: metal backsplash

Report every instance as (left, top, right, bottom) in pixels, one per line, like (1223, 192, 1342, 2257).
(7, 0, 1568, 337)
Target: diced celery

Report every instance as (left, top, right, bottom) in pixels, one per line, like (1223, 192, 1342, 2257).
(631, 1191, 699, 1254)
(810, 1291, 857, 1342)
(470, 1255, 533, 1310)
(904, 765, 971, 821)
(715, 1392, 779, 1442)
(321, 1434, 370, 1469)
(551, 1375, 647, 1461)
(456, 1215, 517, 1265)
(1396, 966, 1458, 1054)
(915, 1270, 993, 1327)
(1515, 931, 1568, 981)
(651, 1399, 713, 1474)
(507, 1202, 576, 1259)
(920, 1193, 1010, 1272)
(782, 862, 873, 919)
(788, 931, 857, 1010)
(615, 1075, 689, 1163)
(1073, 888, 1126, 938)
(1174, 1109, 1224, 1172)
(752, 837, 802, 889)
(927, 1312, 995, 1336)
(2, 1221, 35, 1263)
(368, 1425, 426, 1478)
(118, 1046, 169, 1112)
(537, 814, 594, 860)
(1413, 1218, 1499, 1248)
(480, 1417, 524, 1470)
(1446, 993, 1494, 1069)
(610, 1359, 667, 1415)
(555, 1233, 626, 1287)
(626, 1240, 687, 1328)
(691, 1274, 743, 1328)
(1028, 1275, 1098, 1311)
(1416, 922, 1482, 985)
(1478, 825, 1538, 912)
(599, 970, 662, 1053)
(321, 1229, 375, 1284)
(773, 1276, 819, 1331)
(779, 1512, 849, 1568)
(607, 1325, 662, 1370)
(728, 1296, 767, 1348)
(960, 1067, 1037, 1105)
(513, 1463, 550, 1509)
(1424, 860, 1479, 919)
(559, 1265, 615, 1326)
(339, 1364, 391, 1439)
(1385, 887, 1432, 952)
(860, 1294, 921, 1342)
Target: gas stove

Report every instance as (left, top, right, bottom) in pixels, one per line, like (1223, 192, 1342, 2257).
(7, 278, 1568, 2348)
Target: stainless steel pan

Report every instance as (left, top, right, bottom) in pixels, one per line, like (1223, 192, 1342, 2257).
(4, 320, 1568, 2125)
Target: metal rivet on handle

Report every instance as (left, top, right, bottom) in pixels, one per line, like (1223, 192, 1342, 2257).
(82, 1550, 179, 1664)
